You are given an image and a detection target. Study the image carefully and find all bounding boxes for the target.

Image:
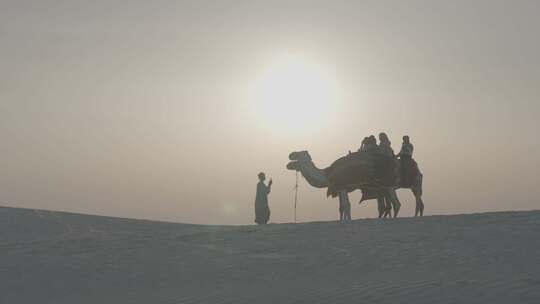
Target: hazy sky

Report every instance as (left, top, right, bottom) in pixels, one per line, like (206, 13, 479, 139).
(2, 0, 539, 224)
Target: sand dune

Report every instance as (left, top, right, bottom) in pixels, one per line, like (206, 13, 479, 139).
(1, 206, 539, 303)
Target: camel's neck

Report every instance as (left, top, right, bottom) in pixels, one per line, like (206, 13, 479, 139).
(299, 161, 328, 188)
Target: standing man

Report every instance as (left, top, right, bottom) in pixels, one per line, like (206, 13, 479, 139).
(255, 172, 272, 225)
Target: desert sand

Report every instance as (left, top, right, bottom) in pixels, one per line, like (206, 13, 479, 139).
(1, 206, 539, 303)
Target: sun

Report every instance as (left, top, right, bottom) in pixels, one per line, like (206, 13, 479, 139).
(250, 55, 339, 134)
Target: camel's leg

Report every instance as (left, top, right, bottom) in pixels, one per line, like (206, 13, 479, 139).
(338, 192, 345, 221)
(383, 193, 391, 218)
(416, 196, 424, 217)
(380, 193, 392, 218)
(413, 189, 424, 216)
(386, 189, 401, 218)
(413, 175, 424, 217)
(345, 198, 351, 221)
(342, 192, 351, 221)
(346, 201, 351, 221)
(377, 196, 386, 218)
(383, 197, 392, 218)
(338, 191, 352, 221)
(393, 190, 402, 218)
(339, 206, 344, 221)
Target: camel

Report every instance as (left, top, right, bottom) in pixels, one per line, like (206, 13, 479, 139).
(286, 150, 424, 219)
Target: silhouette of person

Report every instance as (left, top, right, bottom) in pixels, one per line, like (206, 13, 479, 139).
(254, 172, 272, 225)
(397, 135, 414, 160)
(363, 135, 378, 152)
(359, 137, 370, 151)
(397, 135, 417, 187)
(378, 132, 394, 157)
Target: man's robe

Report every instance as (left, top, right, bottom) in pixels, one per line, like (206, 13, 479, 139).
(255, 182, 271, 224)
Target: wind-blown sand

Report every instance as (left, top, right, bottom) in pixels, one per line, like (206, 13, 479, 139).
(1, 207, 539, 303)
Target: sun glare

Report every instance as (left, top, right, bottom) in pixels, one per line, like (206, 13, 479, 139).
(251, 55, 339, 134)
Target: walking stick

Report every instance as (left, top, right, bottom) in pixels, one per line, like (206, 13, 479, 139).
(294, 171, 299, 223)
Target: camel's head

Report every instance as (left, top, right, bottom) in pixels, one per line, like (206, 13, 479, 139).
(286, 150, 329, 188)
(286, 150, 312, 171)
